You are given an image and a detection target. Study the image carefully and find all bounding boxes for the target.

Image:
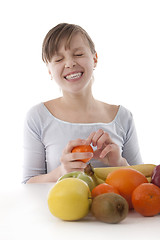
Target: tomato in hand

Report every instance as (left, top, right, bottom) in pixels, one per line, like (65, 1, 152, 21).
(72, 145, 93, 163)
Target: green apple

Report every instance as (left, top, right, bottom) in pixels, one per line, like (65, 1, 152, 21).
(48, 178, 91, 221)
(58, 171, 96, 191)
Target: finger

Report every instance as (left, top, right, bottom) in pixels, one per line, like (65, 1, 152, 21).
(100, 143, 119, 158)
(67, 152, 93, 162)
(64, 138, 86, 153)
(91, 129, 104, 147)
(96, 132, 114, 149)
(85, 131, 96, 145)
(92, 149, 103, 159)
(67, 168, 86, 172)
(99, 143, 115, 158)
(65, 160, 87, 170)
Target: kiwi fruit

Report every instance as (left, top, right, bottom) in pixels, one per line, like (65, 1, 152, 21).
(91, 193, 129, 223)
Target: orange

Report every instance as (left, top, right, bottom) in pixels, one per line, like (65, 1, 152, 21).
(72, 145, 93, 163)
(132, 183, 160, 216)
(106, 168, 148, 209)
(91, 183, 120, 198)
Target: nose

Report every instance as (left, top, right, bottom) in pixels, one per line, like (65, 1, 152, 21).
(64, 57, 76, 68)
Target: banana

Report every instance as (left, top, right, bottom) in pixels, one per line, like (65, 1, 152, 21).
(84, 163, 105, 186)
(147, 177, 152, 183)
(91, 174, 105, 185)
(94, 164, 156, 181)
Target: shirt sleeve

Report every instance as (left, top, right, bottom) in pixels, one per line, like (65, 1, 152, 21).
(122, 111, 143, 165)
(22, 107, 46, 184)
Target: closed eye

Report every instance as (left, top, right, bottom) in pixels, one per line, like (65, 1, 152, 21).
(75, 54, 83, 56)
(55, 58, 63, 62)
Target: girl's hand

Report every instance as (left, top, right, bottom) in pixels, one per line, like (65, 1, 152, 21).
(86, 129, 129, 167)
(60, 138, 93, 175)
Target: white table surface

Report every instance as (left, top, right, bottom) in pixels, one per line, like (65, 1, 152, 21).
(0, 183, 160, 240)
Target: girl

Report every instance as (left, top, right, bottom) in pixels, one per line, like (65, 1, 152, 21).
(23, 23, 143, 184)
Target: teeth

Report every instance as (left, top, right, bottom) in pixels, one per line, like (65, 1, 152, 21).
(65, 72, 82, 80)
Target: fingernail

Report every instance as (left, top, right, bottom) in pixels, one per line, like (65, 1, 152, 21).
(100, 153, 104, 158)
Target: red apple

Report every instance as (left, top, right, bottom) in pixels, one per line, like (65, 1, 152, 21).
(151, 164, 160, 187)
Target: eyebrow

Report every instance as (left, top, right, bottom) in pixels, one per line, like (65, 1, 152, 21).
(55, 47, 85, 56)
(72, 47, 85, 51)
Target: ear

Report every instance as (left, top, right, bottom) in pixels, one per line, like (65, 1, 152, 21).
(48, 69, 51, 75)
(93, 52, 98, 68)
(46, 63, 53, 80)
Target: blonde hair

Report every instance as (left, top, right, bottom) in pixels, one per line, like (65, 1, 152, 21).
(42, 23, 96, 63)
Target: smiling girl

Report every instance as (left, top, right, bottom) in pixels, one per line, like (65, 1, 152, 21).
(23, 23, 143, 184)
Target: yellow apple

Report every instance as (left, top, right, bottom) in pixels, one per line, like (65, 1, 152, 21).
(48, 178, 91, 221)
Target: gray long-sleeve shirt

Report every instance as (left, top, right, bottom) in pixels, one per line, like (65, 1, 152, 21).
(22, 103, 143, 183)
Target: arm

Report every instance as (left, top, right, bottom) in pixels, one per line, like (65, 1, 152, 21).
(22, 109, 47, 183)
(23, 108, 64, 183)
(26, 165, 62, 183)
(23, 108, 92, 183)
(26, 138, 92, 183)
(85, 108, 143, 167)
(122, 113, 143, 165)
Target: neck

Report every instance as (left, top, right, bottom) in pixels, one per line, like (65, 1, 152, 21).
(60, 90, 96, 112)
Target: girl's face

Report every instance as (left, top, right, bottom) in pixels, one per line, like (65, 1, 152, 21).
(47, 33, 97, 94)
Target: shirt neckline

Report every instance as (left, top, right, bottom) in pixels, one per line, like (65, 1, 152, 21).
(41, 102, 121, 126)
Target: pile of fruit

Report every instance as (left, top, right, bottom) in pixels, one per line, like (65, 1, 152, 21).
(47, 147, 160, 224)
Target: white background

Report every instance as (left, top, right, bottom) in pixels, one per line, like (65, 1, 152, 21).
(0, 0, 160, 186)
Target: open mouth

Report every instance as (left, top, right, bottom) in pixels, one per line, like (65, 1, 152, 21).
(64, 72, 83, 81)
